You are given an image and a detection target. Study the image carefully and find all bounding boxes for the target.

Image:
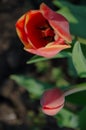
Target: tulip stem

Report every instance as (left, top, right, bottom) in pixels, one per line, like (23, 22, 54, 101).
(64, 85, 86, 97)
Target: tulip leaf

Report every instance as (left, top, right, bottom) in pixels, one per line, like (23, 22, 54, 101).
(10, 75, 53, 98)
(65, 83, 86, 105)
(27, 51, 71, 64)
(53, 0, 86, 39)
(55, 108, 79, 128)
(72, 41, 86, 77)
(79, 107, 86, 130)
(66, 91, 86, 105)
(57, 7, 78, 24)
(77, 37, 86, 45)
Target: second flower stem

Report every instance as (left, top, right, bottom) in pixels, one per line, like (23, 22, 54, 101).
(64, 85, 86, 97)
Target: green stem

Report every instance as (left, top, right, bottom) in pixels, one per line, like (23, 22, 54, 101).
(64, 85, 86, 97)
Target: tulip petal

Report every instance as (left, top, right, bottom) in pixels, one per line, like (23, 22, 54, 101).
(24, 43, 70, 58)
(16, 14, 32, 48)
(41, 104, 64, 116)
(25, 10, 51, 48)
(40, 88, 65, 116)
(40, 3, 72, 43)
(40, 88, 64, 108)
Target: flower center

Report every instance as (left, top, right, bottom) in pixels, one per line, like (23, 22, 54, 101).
(39, 24, 55, 43)
(26, 11, 55, 48)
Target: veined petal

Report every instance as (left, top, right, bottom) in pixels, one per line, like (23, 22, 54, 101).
(40, 3, 72, 43)
(16, 14, 32, 48)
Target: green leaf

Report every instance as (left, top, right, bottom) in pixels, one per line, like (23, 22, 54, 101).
(55, 108, 79, 128)
(57, 7, 78, 24)
(72, 41, 86, 77)
(65, 83, 86, 105)
(66, 91, 86, 106)
(10, 75, 53, 98)
(79, 107, 86, 130)
(53, 0, 64, 8)
(27, 51, 71, 64)
(77, 37, 86, 45)
(53, 0, 86, 39)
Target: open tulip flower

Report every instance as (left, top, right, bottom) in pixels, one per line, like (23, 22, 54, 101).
(16, 3, 72, 58)
(40, 88, 65, 116)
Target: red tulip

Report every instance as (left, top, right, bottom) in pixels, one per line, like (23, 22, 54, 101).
(16, 3, 72, 58)
(40, 88, 65, 116)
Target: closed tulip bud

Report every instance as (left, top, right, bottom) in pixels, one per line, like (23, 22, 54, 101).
(40, 88, 65, 116)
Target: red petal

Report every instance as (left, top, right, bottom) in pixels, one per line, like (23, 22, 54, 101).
(41, 104, 64, 116)
(40, 88, 64, 116)
(40, 3, 72, 43)
(40, 88, 64, 108)
(16, 14, 32, 48)
(25, 10, 50, 48)
(24, 42, 70, 58)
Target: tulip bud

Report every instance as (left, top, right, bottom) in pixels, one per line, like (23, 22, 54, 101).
(40, 88, 65, 116)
